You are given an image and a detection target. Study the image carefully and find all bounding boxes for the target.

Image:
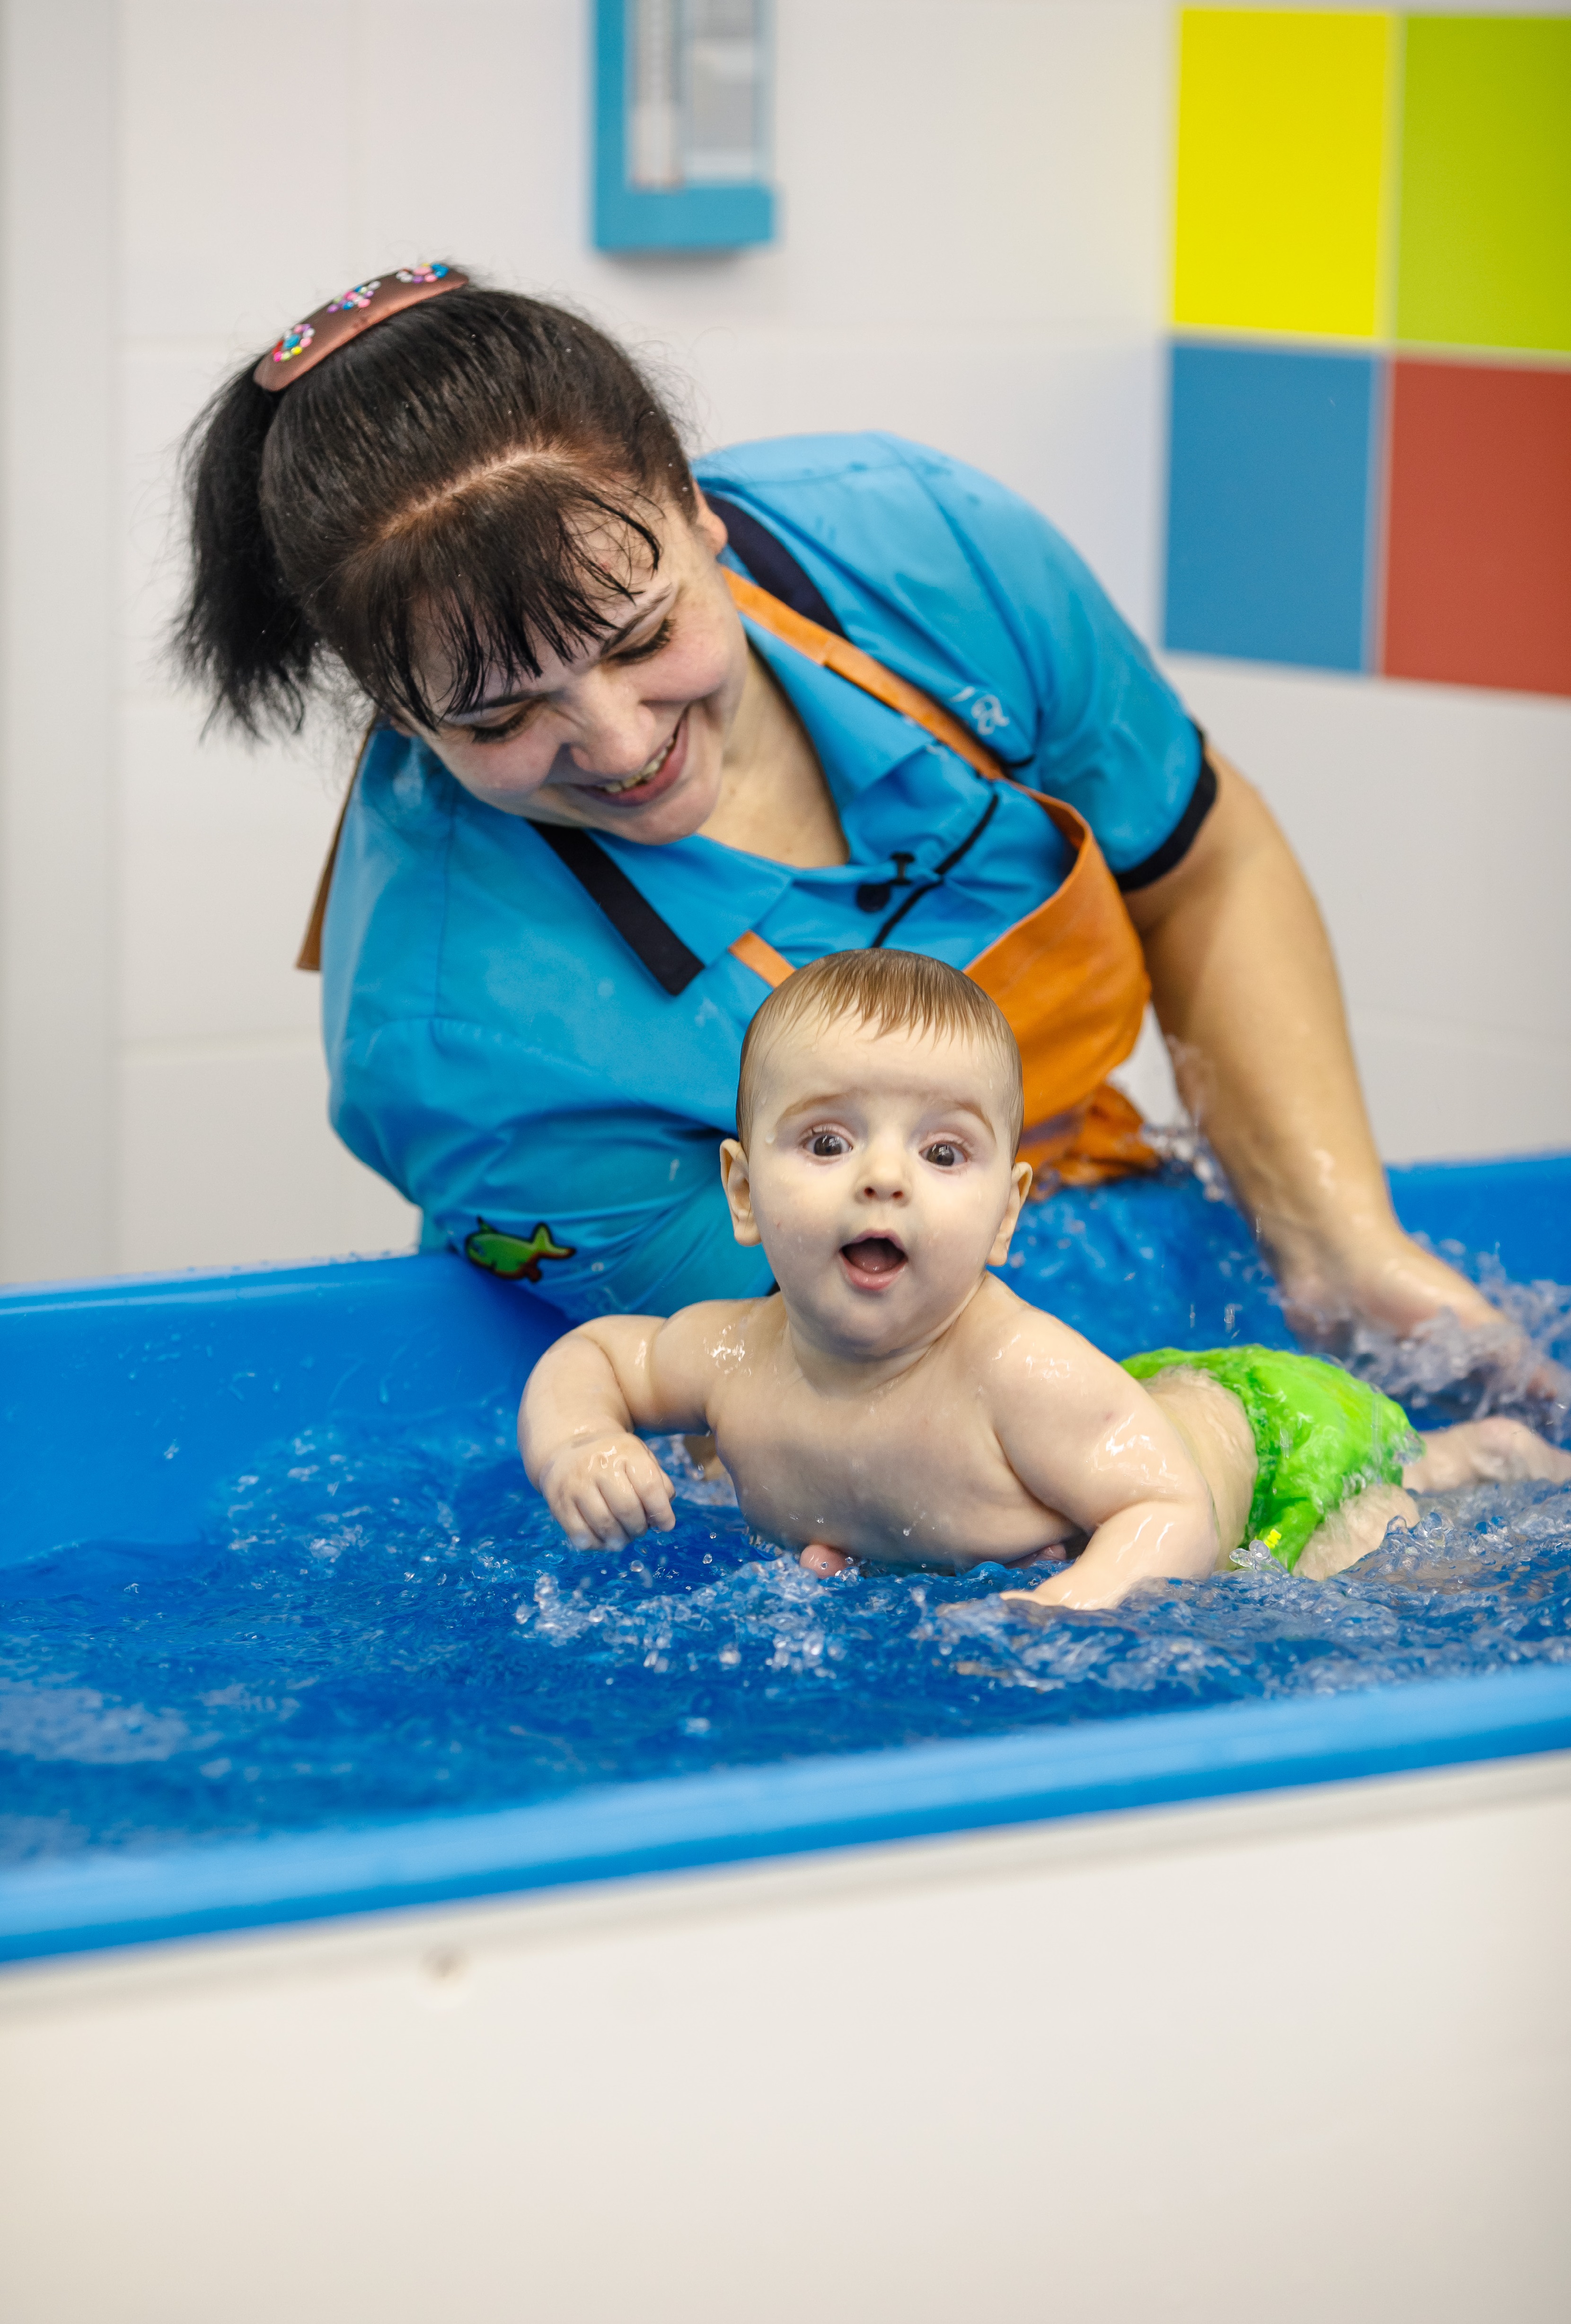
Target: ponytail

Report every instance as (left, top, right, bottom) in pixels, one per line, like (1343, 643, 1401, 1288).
(174, 367, 319, 736)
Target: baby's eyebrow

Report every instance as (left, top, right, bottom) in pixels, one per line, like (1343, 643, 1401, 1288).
(776, 1090, 998, 1131)
(775, 1090, 857, 1120)
(924, 1099, 996, 1134)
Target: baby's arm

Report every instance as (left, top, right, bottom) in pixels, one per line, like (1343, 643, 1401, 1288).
(519, 1305, 741, 1550)
(984, 1321, 1223, 1613)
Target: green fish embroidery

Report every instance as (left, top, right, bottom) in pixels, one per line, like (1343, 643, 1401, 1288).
(462, 1218, 576, 1283)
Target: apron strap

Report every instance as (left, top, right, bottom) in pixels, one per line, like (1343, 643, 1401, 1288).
(296, 722, 377, 972)
(729, 929, 793, 987)
(721, 568, 1006, 785)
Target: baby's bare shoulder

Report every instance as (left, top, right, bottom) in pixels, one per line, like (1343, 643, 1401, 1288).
(953, 1277, 1090, 1365)
(954, 1279, 1137, 1410)
(655, 1294, 779, 1382)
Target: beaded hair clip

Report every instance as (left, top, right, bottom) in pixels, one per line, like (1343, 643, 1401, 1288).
(252, 264, 469, 392)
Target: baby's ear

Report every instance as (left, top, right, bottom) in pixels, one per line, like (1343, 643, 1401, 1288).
(987, 1159, 1034, 1268)
(719, 1139, 761, 1246)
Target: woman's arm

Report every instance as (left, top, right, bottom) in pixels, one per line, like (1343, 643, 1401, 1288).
(1125, 752, 1519, 1358)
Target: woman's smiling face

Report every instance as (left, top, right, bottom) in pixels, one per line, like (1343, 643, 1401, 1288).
(409, 494, 749, 847)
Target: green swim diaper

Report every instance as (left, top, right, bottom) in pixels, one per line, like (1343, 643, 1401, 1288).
(1121, 1346, 1421, 1572)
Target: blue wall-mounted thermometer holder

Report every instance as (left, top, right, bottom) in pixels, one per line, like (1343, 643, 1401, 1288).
(594, 0, 775, 253)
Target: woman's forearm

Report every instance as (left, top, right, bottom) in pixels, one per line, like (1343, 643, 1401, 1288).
(1127, 756, 1389, 1271)
(1124, 754, 1500, 1340)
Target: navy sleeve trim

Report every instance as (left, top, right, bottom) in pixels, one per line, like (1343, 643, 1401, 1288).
(1114, 729, 1218, 894)
(703, 493, 849, 638)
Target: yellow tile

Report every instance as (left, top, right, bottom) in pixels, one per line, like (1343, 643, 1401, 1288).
(1174, 9, 1394, 338)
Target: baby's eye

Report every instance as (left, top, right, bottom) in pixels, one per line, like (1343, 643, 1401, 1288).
(809, 1131, 848, 1158)
(923, 1141, 963, 1168)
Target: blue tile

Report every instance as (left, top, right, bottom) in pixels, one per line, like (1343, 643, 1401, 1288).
(1164, 342, 1380, 671)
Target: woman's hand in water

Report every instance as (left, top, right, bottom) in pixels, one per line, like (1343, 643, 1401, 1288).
(1280, 1222, 1505, 1346)
(1279, 1222, 1570, 1419)
(538, 1432, 676, 1551)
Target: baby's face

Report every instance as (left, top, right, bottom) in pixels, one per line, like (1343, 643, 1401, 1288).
(722, 1014, 1030, 1356)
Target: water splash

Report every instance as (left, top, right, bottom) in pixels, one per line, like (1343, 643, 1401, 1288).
(3, 1165, 1568, 1869)
(2, 1409, 1569, 1869)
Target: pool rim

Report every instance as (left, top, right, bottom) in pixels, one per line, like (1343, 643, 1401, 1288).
(2, 1662, 1569, 1965)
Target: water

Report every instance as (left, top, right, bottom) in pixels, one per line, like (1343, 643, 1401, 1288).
(4, 1169, 1570, 1869)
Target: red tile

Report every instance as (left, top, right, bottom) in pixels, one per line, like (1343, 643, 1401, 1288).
(1381, 359, 1571, 697)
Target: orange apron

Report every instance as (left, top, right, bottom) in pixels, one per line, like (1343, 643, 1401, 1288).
(299, 570, 1158, 1190)
(718, 572, 1156, 1188)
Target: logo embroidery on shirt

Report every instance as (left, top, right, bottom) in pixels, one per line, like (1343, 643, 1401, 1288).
(949, 684, 1010, 738)
(463, 1219, 577, 1282)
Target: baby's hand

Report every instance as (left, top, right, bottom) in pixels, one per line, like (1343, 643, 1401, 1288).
(999, 1565, 1119, 1617)
(539, 1433, 676, 1550)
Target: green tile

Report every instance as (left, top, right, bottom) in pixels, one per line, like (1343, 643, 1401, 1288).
(1397, 14, 1571, 353)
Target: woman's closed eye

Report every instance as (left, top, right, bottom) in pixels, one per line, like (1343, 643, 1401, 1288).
(460, 702, 539, 748)
(612, 615, 675, 664)
(452, 616, 675, 745)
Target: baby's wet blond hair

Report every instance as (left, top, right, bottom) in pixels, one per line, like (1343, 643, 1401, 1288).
(735, 950, 1024, 1151)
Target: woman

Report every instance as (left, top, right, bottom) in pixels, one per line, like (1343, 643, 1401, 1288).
(177, 264, 1520, 1381)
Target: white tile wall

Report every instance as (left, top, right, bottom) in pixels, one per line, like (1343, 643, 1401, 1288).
(0, 0, 118, 1283)
(119, 1037, 416, 1272)
(1163, 657, 1571, 1163)
(0, 0, 1563, 1285)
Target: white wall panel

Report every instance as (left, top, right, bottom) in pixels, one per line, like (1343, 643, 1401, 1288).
(118, 1038, 415, 1272)
(120, 703, 355, 1048)
(122, 346, 234, 699)
(121, 2, 358, 345)
(1165, 655, 1571, 1163)
(689, 327, 1165, 641)
(341, 2, 1171, 336)
(0, 0, 119, 1281)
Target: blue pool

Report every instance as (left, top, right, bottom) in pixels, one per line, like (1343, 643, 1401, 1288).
(2, 1153, 1570, 1963)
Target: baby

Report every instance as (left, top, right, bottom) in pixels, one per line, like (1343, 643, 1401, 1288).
(520, 952, 1570, 1611)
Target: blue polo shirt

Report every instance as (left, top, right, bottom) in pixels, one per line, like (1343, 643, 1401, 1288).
(322, 433, 1201, 1318)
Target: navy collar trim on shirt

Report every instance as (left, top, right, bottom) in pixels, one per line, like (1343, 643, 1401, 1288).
(703, 493, 848, 638)
(532, 824, 706, 996)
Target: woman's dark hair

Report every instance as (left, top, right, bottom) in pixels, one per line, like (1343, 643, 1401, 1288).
(174, 282, 697, 735)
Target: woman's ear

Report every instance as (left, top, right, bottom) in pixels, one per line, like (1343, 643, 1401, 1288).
(720, 1139, 760, 1246)
(987, 1160, 1034, 1268)
(692, 488, 728, 558)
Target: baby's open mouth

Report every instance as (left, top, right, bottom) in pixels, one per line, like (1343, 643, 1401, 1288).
(840, 1234, 908, 1285)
